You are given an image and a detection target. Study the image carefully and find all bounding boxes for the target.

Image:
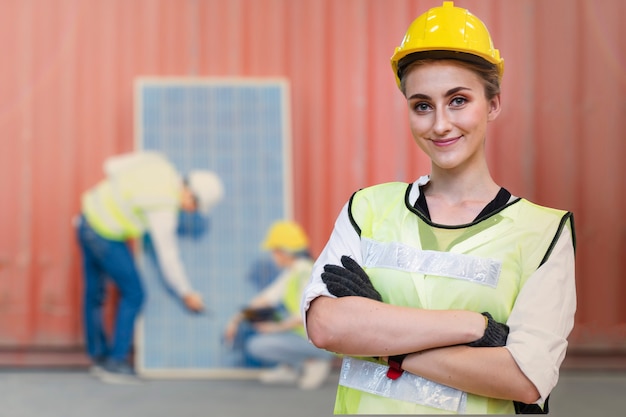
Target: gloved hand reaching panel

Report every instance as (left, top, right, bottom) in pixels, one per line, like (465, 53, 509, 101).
(322, 256, 382, 301)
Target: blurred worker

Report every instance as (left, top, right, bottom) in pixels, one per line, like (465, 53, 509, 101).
(224, 220, 334, 390)
(76, 151, 224, 384)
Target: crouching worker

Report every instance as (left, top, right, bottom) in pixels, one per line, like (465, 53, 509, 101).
(225, 220, 335, 390)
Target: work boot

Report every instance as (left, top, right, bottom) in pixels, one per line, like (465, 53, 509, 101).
(97, 359, 143, 385)
(88, 357, 107, 377)
(259, 364, 299, 385)
(298, 359, 332, 390)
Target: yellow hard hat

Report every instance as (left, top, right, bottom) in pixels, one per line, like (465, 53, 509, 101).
(390, 1, 504, 89)
(261, 220, 309, 253)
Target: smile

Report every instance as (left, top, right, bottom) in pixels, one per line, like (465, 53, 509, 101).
(431, 136, 461, 147)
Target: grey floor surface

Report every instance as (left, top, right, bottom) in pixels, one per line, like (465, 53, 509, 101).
(1, 368, 625, 416)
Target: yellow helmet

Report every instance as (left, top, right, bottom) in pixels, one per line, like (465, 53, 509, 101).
(390, 1, 504, 89)
(261, 220, 309, 253)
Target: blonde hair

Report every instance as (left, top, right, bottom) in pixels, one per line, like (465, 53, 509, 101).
(399, 57, 500, 100)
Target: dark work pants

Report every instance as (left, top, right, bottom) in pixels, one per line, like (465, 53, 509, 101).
(76, 215, 145, 363)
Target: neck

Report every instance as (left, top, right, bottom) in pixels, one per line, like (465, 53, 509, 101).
(426, 164, 499, 205)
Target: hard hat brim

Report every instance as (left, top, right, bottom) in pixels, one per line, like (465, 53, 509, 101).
(396, 50, 503, 82)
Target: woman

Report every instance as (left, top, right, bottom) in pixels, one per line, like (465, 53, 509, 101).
(302, 2, 576, 414)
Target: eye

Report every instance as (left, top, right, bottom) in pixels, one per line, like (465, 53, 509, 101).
(450, 96, 468, 108)
(412, 101, 432, 113)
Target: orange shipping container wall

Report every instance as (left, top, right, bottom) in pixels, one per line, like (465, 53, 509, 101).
(0, 0, 624, 362)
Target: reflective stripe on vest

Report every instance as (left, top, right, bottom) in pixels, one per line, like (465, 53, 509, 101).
(82, 155, 180, 241)
(362, 237, 502, 288)
(339, 357, 467, 412)
(83, 181, 146, 240)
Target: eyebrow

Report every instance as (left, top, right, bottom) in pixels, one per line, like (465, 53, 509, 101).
(408, 86, 472, 101)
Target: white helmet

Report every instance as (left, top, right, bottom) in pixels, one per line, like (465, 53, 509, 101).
(186, 170, 224, 214)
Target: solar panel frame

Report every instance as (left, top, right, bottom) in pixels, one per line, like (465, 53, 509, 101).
(133, 77, 292, 378)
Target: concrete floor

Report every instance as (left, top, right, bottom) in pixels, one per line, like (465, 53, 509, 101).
(1, 368, 624, 416)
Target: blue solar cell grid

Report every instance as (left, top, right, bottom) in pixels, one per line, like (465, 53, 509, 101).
(134, 78, 291, 376)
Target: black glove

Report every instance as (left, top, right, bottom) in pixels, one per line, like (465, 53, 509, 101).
(321, 256, 382, 301)
(241, 306, 279, 323)
(467, 312, 510, 347)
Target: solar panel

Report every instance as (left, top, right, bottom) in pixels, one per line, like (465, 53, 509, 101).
(134, 77, 292, 378)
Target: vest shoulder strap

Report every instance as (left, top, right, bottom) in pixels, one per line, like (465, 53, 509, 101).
(348, 182, 410, 237)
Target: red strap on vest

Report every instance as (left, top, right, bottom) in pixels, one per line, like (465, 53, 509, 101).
(386, 354, 408, 380)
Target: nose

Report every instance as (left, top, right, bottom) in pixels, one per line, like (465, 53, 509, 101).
(433, 108, 452, 136)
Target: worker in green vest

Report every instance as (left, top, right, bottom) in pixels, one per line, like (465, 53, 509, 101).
(303, 2, 576, 414)
(76, 151, 224, 384)
(225, 220, 335, 390)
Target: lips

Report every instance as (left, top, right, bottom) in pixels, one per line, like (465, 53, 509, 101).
(432, 136, 461, 146)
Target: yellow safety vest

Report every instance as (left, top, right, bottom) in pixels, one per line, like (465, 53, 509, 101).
(335, 182, 573, 414)
(283, 258, 314, 337)
(82, 153, 181, 241)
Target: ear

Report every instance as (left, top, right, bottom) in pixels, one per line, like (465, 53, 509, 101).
(487, 94, 501, 122)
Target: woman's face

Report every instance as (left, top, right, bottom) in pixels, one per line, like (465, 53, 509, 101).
(403, 60, 501, 173)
